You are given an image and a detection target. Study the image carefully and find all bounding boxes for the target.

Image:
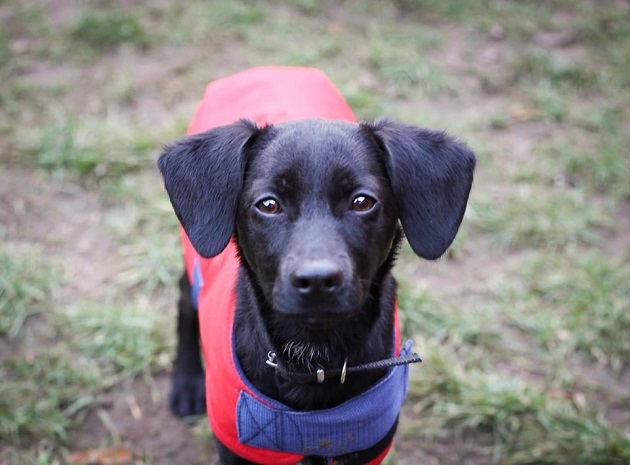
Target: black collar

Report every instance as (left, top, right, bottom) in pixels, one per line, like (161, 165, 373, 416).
(266, 349, 422, 384)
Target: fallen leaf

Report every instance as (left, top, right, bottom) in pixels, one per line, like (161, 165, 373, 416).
(68, 447, 134, 465)
(126, 394, 143, 420)
(534, 30, 576, 48)
(548, 389, 587, 410)
(510, 104, 540, 122)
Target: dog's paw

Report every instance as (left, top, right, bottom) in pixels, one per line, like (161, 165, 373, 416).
(169, 372, 206, 417)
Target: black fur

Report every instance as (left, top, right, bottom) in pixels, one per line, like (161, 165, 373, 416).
(159, 118, 475, 464)
(168, 272, 206, 417)
(363, 120, 476, 260)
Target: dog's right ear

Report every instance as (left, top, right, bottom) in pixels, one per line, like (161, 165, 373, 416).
(158, 119, 261, 258)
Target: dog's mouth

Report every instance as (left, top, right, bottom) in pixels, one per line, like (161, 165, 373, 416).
(304, 313, 349, 329)
(277, 309, 358, 330)
(271, 279, 365, 328)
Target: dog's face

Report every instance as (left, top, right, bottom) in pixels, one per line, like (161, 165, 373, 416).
(235, 120, 399, 325)
(158, 118, 475, 326)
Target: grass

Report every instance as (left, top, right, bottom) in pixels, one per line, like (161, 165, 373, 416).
(0, 192, 174, 459)
(104, 172, 183, 293)
(397, 278, 501, 352)
(511, 51, 600, 93)
(341, 85, 392, 121)
(366, 27, 452, 98)
(2, 0, 629, 463)
(0, 30, 10, 71)
(56, 299, 173, 378)
(162, 0, 266, 44)
(19, 109, 175, 183)
(0, 353, 97, 443)
(69, 11, 150, 50)
(0, 242, 54, 339)
(562, 109, 628, 199)
(0, 243, 99, 456)
(394, 0, 488, 19)
(505, 251, 630, 372)
(470, 186, 608, 250)
(406, 348, 630, 465)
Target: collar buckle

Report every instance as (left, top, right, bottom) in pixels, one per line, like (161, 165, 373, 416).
(340, 358, 348, 384)
(266, 351, 278, 368)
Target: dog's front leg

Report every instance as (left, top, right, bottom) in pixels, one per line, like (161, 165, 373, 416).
(169, 270, 206, 417)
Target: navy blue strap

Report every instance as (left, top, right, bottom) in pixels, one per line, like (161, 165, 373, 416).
(190, 258, 204, 310)
(236, 340, 417, 456)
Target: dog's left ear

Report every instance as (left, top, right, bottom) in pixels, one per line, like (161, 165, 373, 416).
(364, 119, 476, 260)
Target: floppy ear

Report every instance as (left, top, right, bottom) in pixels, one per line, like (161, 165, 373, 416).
(365, 119, 476, 260)
(157, 119, 260, 258)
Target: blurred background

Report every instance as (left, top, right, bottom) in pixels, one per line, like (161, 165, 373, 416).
(0, 1, 628, 464)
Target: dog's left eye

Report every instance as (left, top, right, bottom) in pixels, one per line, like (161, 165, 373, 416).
(351, 195, 376, 212)
(256, 198, 281, 215)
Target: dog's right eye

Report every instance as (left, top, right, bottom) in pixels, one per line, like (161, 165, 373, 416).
(351, 195, 376, 213)
(256, 198, 281, 215)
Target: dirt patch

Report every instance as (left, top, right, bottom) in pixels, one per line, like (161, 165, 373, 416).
(0, 166, 120, 299)
(0, 165, 214, 463)
(69, 374, 215, 465)
(603, 200, 630, 257)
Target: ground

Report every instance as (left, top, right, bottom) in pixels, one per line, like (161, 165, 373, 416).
(1, 1, 629, 464)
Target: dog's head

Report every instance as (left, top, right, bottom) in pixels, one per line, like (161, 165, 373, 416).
(158, 119, 475, 326)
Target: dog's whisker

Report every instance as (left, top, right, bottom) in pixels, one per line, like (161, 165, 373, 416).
(281, 339, 333, 371)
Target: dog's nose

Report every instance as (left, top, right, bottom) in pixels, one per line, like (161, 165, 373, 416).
(290, 260, 343, 299)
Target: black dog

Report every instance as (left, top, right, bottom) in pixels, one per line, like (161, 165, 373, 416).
(159, 116, 475, 464)
(158, 68, 475, 464)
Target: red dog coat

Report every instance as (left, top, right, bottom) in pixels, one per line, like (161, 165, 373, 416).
(180, 67, 406, 464)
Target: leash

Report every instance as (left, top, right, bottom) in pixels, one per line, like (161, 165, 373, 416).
(266, 345, 422, 384)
